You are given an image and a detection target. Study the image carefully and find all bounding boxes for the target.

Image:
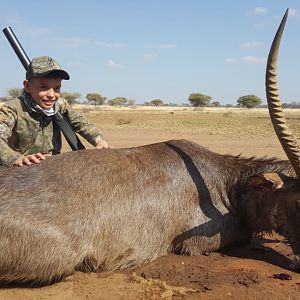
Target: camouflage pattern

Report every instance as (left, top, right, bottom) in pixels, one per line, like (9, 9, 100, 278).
(0, 96, 104, 166)
(26, 56, 70, 80)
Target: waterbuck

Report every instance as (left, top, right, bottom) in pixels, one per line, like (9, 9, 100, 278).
(0, 9, 299, 285)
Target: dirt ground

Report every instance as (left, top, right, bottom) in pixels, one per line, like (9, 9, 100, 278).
(1, 108, 300, 299)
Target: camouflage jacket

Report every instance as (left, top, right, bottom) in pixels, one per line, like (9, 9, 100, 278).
(0, 96, 104, 166)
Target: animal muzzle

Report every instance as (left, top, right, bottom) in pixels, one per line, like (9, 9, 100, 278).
(292, 254, 300, 272)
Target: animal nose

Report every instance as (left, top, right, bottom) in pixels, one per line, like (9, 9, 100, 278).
(291, 254, 300, 271)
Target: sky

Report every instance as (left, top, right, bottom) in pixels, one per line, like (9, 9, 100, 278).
(0, 0, 299, 105)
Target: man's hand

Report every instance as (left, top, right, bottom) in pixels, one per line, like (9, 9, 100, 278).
(13, 153, 52, 167)
(95, 139, 110, 149)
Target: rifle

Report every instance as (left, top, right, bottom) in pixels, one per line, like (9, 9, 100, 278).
(2, 26, 85, 151)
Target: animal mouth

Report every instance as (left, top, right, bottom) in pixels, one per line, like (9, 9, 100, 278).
(290, 253, 300, 271)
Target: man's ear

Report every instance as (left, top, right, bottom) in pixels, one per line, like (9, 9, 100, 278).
(23, 80, 30, 93)
(247, 173, 284, 192)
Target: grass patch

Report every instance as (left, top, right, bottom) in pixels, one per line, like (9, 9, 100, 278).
(74, 108, 300, 138)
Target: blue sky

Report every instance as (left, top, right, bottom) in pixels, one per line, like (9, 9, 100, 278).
(0, 1, 299, 105)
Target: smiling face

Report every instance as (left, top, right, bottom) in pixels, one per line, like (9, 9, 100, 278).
(23, 77, 62, 109)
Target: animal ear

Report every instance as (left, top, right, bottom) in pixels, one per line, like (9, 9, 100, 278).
(247, 173, 284, 192)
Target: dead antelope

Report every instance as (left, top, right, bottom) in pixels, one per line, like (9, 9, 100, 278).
(0, 9, 299, 285)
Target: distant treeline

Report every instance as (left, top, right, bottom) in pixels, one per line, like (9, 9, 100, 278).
(1, 88, 299, 109)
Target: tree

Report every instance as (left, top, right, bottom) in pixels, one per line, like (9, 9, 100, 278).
(237, 95, 262, 108)
(107, 97, 127, 106)
(127, 99, 135, 106)
(225, 104, 234, 107)
(61, 92, 81, 105)
(211, 101, 220, 107)
(86, 93, 106, 105)
(188, 93, 212, 107)
(7, 87, 22, 98)
(150, 99, 164, 106)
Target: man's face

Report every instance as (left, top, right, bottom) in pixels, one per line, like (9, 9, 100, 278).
(23, 77, 62, 109)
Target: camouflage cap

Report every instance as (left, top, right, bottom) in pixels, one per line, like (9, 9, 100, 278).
(26, 56, 70, 80)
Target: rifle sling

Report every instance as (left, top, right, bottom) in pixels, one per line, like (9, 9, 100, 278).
(52, 112, 85, 151)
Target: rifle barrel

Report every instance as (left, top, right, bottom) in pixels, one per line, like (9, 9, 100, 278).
(2, 26, 30, 70)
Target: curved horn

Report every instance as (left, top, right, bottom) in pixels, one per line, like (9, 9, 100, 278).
(266, 8, 300, 179)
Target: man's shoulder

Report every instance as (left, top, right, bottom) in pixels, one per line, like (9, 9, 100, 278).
(57, 97, 69, 113)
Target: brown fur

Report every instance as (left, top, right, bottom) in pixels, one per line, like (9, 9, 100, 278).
(0, 139, 299, 285)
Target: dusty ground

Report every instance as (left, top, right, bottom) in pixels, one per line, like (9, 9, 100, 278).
(1, 107, 300, 299)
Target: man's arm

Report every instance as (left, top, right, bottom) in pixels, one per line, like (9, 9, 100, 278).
(59, 98, 109, 148)
(0, 105, 22, 166)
